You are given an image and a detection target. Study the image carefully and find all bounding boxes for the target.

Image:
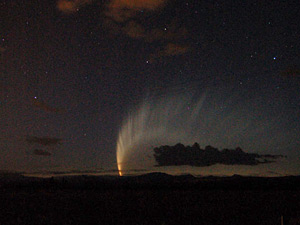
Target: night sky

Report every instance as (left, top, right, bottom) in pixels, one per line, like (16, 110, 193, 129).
(1, 0, 299, 176)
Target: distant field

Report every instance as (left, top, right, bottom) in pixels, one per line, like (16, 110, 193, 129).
(0, 174, 299, 225)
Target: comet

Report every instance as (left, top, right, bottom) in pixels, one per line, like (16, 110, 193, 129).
(116, 90, 206, 176)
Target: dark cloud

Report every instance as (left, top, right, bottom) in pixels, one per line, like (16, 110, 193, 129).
(154, 143, 282, 167)
(26, 136, 62, 146)
(33, 149, 52, 156)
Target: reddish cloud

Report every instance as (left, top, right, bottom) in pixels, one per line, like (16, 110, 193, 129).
(146, 26, 188, 43)
(109, 0, 166, 10)
(0, 47, 5, 53)
(163, 43, 190, 56)
(57, 0, 92, 13)
(103, 0, 190, 60)
(106, 0, 167, 22)
(57, 0, 190, 61)
(33, 98, 65, 113)
(147, 43, 190, 63)
(149, 43, 190, 62)
(123, 21, 145, 39)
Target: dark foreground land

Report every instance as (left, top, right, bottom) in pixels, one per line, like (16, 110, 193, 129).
(0, 173, 299, 225)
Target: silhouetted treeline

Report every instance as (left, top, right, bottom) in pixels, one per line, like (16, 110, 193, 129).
(154, 143, 281, 167)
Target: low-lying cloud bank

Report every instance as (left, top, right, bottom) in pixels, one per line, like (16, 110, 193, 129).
(26, 136, 62, 146)
(33, 149, 52, 156)
(154, 143, 284, 167)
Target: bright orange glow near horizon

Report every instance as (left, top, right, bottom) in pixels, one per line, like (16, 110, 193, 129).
(117, 163, 123, 176)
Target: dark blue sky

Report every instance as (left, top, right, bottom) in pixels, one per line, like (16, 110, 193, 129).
(0, 0, 299, 175)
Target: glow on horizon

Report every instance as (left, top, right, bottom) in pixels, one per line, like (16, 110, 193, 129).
(117, 161, 123, 176)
